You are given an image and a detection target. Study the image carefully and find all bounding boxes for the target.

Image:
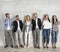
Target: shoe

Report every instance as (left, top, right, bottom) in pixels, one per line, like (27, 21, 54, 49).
(15, 45, 18, 48)
(54, 46, 56, 49)
(47, 47, 49, 48)
(4, 45, 8, 48)
(37, 46, 40, 49)
(26, 45, 29, 48)
(46, 44, 49, 48)
(43, 46, 46, 48)
(20, 45, 24, 48)
(54, 44, 56, 49)
(11, 45, 13, 48)
(52, 45, 54, 48)
(27, 46, 29, 48)
(24, 46, 26, 48)
(55, 46, 56, 48)
(34, 45, 37, 48)
(43, 44, 46, 48)
(26, 45, 28, 47)
(46, 46, 49, 48)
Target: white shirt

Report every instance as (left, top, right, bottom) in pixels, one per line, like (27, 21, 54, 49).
(17, 20, 20, 30)
(36, 18, 39, 28)
(7, 19, 11, 30)
(43, 20, 52, 29)
(26, 21, 30, 32)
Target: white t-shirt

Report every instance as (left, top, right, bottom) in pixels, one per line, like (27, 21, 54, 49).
(43, 20, 52, 29)
(17, 20, 20, 30)
(36, 18, 39, 28)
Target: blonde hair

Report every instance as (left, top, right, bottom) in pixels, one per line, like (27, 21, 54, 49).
(25, 15, 31, 21)
(32, 13, 37, 17)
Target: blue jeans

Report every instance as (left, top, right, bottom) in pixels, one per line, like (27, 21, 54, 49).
(43, 29, 50, 44)
(52, 31, 58, 44)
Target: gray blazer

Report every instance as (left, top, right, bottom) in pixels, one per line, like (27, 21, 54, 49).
(23, 21, 32, 32)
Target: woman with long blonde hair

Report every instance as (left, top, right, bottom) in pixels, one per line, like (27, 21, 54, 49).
(23, 15, 32, 48)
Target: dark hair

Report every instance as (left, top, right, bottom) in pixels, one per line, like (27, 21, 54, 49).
(5, 13, 9, 17)
(52, 15, 58, 25)
(16, 15, 19, 17)
(43, 14, 50, 22)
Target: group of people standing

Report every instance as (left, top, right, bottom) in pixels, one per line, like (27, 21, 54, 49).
(4, 13, 59, 49)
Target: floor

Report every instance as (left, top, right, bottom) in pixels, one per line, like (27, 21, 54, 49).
(0, 47, 60, 52)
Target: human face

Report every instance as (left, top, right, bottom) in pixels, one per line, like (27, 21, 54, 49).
(26, 16, 30, 21)
(6, 14, 10, 19)
(27, 17, 30, 20)
(16, 17, 19, 20)
(54, 16, 57, 22)
(54, 16, 57, 20)
(34, 14, 38, 19)
(45, 15, 48, 20)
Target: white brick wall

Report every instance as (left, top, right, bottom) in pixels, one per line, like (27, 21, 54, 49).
(0, 0, 60, 47)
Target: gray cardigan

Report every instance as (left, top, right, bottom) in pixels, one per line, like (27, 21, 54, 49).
(23, 21, 32, 32)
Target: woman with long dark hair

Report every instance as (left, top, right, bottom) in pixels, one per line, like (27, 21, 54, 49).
(42, 14, 52, 48)
(52, 15, 59, 49)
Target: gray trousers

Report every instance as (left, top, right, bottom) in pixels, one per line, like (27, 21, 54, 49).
(32, 28, 40, 47)
(14, 30, 24, 46)
(5, 30, 14, 46)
